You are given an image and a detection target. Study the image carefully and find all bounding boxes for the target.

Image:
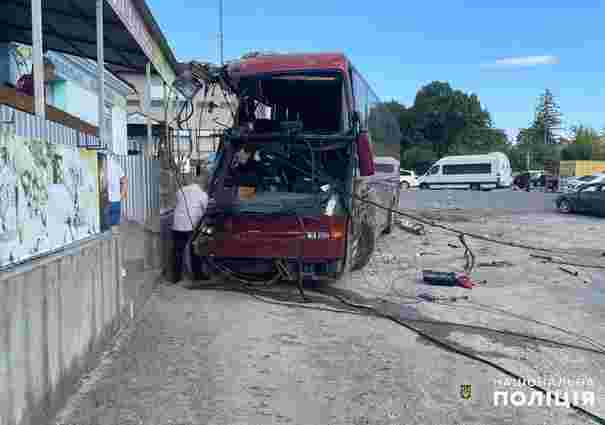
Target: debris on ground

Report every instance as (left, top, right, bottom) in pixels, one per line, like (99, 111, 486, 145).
(419, 251, 440, 257)
(559, 265, 580, 276)
(478, 260, 514, 268)
(559, 265, 592, 284)
(417, 293, 470, 302)
(530, 252, 557, 262)
(420, 270, 479, 289)
(395, 218, 425, 235)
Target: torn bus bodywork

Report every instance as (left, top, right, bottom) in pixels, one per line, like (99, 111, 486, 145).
(189, 53, 401, 282)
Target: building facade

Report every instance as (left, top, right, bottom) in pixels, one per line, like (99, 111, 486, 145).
(117, 72, 235, 161)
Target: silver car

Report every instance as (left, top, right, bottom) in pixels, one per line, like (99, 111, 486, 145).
(563, 173, 605, 193)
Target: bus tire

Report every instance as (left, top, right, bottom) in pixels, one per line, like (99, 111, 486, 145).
(352, 222, 375, 271)
(470, 183, 480, 191)
(331, 218, 354, 282)
(419, 183, 429, 190)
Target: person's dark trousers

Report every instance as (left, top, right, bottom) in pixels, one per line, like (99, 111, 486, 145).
(173, 230, 203, 282)
(173, 230, 191, 282)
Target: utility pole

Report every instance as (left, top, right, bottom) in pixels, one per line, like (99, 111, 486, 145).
(218, 0, 224, 65)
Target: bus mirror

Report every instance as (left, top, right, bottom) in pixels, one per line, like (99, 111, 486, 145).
(357, 131, 375, 177)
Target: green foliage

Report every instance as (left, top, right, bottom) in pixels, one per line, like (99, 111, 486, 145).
(561, 143, 592, 160)
(532, 89, 562, 144)
(400, 146, 436, 171)
(388, 81, 509, 169)
(572, 125, 599, 145)
(559, 125, 600, 160)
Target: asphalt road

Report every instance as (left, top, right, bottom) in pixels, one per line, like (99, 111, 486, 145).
(399, 188, 560, 212)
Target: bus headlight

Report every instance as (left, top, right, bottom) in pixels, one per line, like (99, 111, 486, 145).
(324, 194, 338, 216)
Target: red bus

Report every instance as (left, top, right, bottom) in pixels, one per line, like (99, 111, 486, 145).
(194, 52, 401, 285)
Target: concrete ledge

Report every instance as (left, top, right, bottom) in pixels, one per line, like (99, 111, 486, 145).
(0, 234, 121, 425)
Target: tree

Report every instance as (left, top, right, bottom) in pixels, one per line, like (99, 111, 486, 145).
(400, 146, 437, 172)
(532, 89, 562, 145)
(560, 125, 600, 160)
(410, 82, 496, 157)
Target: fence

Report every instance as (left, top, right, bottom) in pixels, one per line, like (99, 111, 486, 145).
(118, 153, 160, 225)
(0, 104, 101, 148)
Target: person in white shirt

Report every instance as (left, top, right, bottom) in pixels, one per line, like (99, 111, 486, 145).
(173, 173, 209, 283)
(105, 153, 127, 228)
(105, 153, 128, 278)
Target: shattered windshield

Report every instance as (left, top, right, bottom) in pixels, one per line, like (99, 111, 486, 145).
(234, 71, 345, 134)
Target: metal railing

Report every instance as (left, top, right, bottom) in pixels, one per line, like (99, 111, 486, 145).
(0, 104, 101, 147)
(118, 153, 160, 225)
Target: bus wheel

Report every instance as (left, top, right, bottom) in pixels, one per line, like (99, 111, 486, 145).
(470, 183, 480, 191)
(419, 183, 429, 190)
(352, 222, 375, 271)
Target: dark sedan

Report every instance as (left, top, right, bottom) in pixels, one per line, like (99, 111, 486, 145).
(556, 183, 605, 216)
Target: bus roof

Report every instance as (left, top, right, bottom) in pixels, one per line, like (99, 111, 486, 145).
(228, 52, 350, 77)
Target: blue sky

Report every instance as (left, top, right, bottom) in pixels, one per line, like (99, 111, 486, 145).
(148, 0, 604, 136)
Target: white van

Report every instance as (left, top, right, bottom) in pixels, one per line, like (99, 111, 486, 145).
(417, 152, 513, 190)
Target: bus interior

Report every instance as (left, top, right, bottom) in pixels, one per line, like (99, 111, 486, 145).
(208, 70, 354, 216)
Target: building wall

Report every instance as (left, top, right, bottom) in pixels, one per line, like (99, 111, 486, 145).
(119, 72, 235, 132)
(0, 43, 132, 156)
(0, 106, 101, 269)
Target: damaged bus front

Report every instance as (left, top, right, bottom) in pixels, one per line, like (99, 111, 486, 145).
(193, 53, 401, 283)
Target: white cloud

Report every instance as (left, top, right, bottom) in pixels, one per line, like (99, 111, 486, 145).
(482, 55, 559, 70)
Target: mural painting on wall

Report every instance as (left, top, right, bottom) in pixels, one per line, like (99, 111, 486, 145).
(0, 125, 100, 268)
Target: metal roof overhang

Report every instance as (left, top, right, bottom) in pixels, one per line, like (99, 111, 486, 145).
(0, 0, 178, 78)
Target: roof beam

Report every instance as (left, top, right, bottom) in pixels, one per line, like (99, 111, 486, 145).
(66, 0, 138, 70)
(0, 33, 145, 73)
(0, 20, 146, 57)
(11, 0, 125, 30)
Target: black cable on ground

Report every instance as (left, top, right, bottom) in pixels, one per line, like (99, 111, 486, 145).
(185, 280, 605, 423)
(320, 289, 605, 425)
(314, 289, 605, 356)
(435, 299, 605, 353)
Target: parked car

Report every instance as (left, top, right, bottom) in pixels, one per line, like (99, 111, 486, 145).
(556, 183, 605, 216)
(563, 173, 605, 193)
(399, 169, 418, 189)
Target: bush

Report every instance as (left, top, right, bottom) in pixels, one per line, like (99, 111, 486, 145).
(401, 146, 437, 172)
